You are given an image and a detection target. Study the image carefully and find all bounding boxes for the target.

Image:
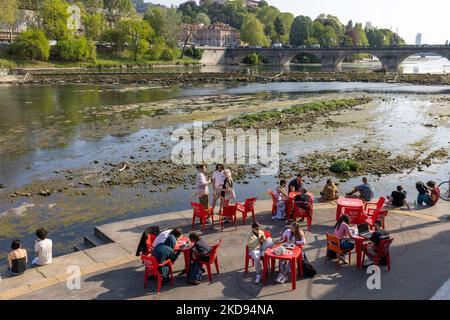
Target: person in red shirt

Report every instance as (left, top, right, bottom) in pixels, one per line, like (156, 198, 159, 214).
(427, 181, 440, 206)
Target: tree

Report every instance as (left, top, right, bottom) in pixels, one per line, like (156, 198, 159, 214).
(10, 29, 50, 60)
(79, 2, 107, 41)
(290, 15, 313, 46)
(38, 0, 71, 41)
(274, 16, 285, 36)
(0, 0, 20, 42)
(118, 16, 153, 61)
(103, 0, 135, 27)
(240, 16, 269, 46)
(144, 6, 181, 48)
(55, 35, 96, 61)
(101, 28, 127, 52)
(196, 12, 211, 25)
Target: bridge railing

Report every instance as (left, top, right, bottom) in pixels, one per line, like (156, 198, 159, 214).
(227, 45, 450, 50)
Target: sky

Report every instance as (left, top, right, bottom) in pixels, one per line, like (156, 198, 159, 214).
(146, 0, 450, 44)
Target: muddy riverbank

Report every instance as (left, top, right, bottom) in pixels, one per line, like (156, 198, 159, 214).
(2, 71, 450, 86)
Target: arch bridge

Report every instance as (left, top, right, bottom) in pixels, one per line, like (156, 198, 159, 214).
(224, 46, 450, 71)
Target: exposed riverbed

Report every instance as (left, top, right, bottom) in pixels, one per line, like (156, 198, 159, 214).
(0, 81, 450, 270)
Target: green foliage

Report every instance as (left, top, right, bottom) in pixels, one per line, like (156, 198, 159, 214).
(243, 53, 260, 65)
(240, 16, 269, 46)
(38, 0, 71, 41)
(183, 47, 203, 60)
(80, 2, 107, 41)
(144, 6, 182, 48)
(0, 0, 20, 41)
(118, 16, 153, 61)
(10, 29, 50, 61)
(103, 0, 135, 27)
(160, 47, 178, 61)
(290, 15, 313, 46)
(54, 36, 96, 61)
(330, 160, 360, 173)
(229, 98, 371, 127)
(101, 29, 128, 53)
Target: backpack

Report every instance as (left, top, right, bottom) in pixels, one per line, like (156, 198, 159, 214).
(302, 257, 317, 277)
(188, 261, 204, 282)
(416, 182, 428, 195)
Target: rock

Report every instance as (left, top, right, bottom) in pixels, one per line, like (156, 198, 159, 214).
(94, 160, 99, 164)
(0, 183, 6, 189)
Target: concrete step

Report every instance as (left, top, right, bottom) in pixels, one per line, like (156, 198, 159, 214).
(94, 226, 114, 244)
(74, 243, 88, 252)
(84, 234, 105, 248)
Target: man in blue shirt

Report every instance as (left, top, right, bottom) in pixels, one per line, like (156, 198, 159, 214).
(346, 177, 375, 202)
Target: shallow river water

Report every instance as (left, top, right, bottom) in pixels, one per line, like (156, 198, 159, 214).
(0, 79, 450, 269)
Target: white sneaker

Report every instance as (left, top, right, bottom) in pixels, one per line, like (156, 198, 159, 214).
(279, 274, 286, 284)
(275, 273, 283, 283)
(254, 274, 261, 284)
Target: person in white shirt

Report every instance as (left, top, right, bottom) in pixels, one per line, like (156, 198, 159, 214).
(196, 164, 211, 209)
(152, 229, 172, 247)
(274, 222, 306, 284)
(211, 164, 225, 213)
(32, 228, 52, 266)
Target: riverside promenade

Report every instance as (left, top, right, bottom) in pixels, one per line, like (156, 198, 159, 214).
(1, 198, 450, 300)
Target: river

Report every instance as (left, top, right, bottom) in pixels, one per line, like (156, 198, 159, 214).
(0, 62, 450, 270)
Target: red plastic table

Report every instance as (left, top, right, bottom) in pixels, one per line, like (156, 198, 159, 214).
(352, 235, 371, 268)
(175, 237, 194, 276)
(336, 198, 364, 221)
(262, 244, 303, 290)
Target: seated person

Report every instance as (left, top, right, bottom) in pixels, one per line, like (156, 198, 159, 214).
(152, 228, 173, 247)
(288, 174, 303, 192)
(274, 222, 306, 284)
(8, 240, 27, 276)
(135, 226, 160, 256)
(332, 215, 354, 264)
(32, 228, 52, 266)
(152, 229, 183, 282)
(247, 222, 273, 284)
(294, 187, 312, 209)
(186, 232, 212, 285)
(363, 220, 390, 267)
(417, 181, 440, 206)
(346, 177, 374, 202)
(272, 180, 288, 221)
(387, 185, 410, 210)
(320, 179, 339, 201)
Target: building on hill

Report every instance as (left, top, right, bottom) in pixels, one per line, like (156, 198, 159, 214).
(179, 23, 241, 47)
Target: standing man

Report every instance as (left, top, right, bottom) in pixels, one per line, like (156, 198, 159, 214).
(196, 164, 211, 209)
(288, 174, 303, 192)
(211, 164, 225, 213)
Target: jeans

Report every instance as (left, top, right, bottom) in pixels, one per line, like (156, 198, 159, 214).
(340, 239, 355, 251)
(8, 268, 24, 277)
(417, 193, 432, 205)
(248, 238, 273, 275)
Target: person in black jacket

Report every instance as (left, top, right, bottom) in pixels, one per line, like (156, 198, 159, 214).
(363, 220, 389, 267)
(135, 226, 160, 256)
(187, 232, 212, 285)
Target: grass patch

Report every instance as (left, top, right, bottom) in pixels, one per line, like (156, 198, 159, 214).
(227, 98, 371, 127)
(329, 159, 361, 173)
(0, 50, 200, 69)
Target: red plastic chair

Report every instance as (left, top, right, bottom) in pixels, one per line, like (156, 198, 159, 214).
(292, 201, 313, 231)
(366, 209, 389, 230)
(198, 239, 223, 281)
(244, 230, 271, 274)
(143, 233, 157, 255)
(191, 202, 214, 230)
(236, 197, 257, 225)
(362, 238, 394, 271)
(343, 207, 366, 225)
(364, 197, 385, 217)
(219, 205, 238, 231)
(141, 254, 174, 293)
(268, 190, 277, 216)
(324, 233, 355, 267)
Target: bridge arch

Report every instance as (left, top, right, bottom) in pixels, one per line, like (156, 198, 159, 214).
(335, 52, 382, 68)
(395, 51, 450, 70)
(288, 52, 322, 65)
